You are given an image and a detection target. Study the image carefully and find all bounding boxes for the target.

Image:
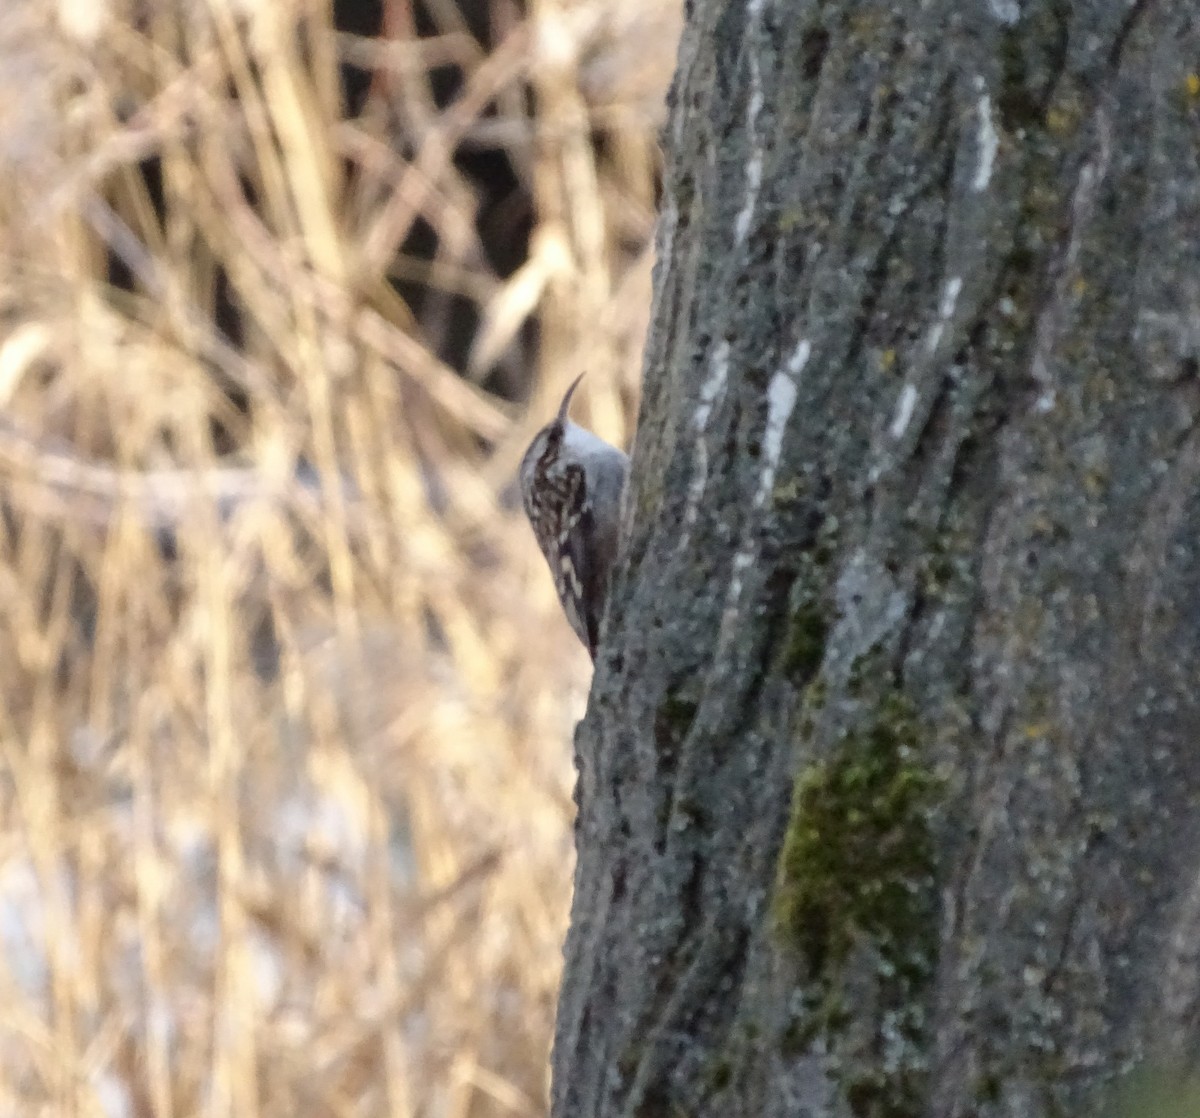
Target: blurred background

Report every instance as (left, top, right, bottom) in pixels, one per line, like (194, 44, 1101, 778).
(0, 0, 677, 1113)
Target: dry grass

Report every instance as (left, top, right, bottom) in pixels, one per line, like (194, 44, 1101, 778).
(0, 0, 678, 1114)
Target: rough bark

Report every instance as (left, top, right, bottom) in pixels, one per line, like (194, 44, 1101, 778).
(551, 1, 1200, 1116)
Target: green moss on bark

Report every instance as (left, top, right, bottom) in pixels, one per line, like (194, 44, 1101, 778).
(773, 691, 939, 975)
(772, 690, 943, 1117)
(781, 602, 829, 680)
(777, 549, 834, 683)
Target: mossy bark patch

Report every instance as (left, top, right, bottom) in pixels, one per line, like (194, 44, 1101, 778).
(772, 692, 942, 1117)
(773, 693, 940, 978)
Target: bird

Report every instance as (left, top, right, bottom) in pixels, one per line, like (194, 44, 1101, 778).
(518, 374, 630, 659)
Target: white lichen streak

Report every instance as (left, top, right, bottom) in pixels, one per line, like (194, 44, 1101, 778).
(972, 95, 999, 191)
(756, 342, 807, 508)
(681, 340, 731, 537)
(724, 339, 810, 612)
(733, 0, 767, 247)
(926, 276, 963, 355)
(1030, 110, 1112, 418)
(987, 0, 1021, 25)
(695, 340, 730, 435)
(889, 383, 919, 440)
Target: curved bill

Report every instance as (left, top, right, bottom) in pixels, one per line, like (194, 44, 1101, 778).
(557, 372, 586, 423)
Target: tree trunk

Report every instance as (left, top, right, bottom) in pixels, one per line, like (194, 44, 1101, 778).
(551, 1, 1200, 1116)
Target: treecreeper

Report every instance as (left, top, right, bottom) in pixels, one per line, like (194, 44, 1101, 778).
(518, 375, 629, 660)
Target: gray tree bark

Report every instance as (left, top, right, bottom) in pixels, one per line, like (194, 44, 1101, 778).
(551, 1, 1200, 1116)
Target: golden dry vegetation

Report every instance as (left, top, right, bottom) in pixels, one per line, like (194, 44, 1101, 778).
(0, 0, 677, 1113)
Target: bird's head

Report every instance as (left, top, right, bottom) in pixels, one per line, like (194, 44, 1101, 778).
(518, 373, 585, 502)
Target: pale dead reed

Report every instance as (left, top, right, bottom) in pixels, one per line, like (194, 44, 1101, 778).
(0, 0, 677, 1114)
